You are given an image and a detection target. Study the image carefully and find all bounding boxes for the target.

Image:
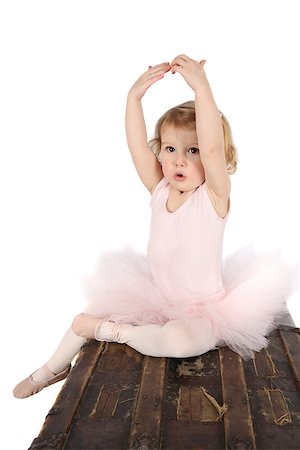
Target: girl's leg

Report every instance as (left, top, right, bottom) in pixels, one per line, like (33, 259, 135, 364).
(13, 326, 86, 399)
(73, 314, 218, 358)
(46, 326, 86, 374)
(102, 318, 218, 357)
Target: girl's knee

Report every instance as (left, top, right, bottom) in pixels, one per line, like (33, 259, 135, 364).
(71, 313, 89, 336)
(162, 321, 193, 357)
(162, 319, 217, 358)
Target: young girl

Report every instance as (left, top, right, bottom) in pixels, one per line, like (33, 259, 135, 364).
(14, 54, 297, 399)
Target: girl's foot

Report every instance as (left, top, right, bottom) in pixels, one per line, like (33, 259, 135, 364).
(13, 364, 71, 399)
(72, 313, 105, 339)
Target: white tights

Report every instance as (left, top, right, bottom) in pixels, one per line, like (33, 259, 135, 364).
(46, 327, 86, 374)
(46, 317, 218, 374)
(98, 318, 218, 358)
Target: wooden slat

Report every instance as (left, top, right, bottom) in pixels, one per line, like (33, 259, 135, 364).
(177, 386, 227, 423)
(163, 351, 226, 448)
(75, 344, 143, 422)
(254, 424, 300, 450)
(129, 356, 167, 449)
(278, 327, 300, 389)
(252, 347, 280, 378)
(219, 346, 256, 449)
(162, 421, 225, 450)
(29, 340, 105, 449)
(65, 344, 145, 449)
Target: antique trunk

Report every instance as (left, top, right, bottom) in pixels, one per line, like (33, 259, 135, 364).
(29, 322, 300, 450)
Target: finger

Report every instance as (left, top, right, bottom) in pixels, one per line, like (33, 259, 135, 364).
(170, 60, 186, 74)
(171, 54, 189, 63)
(170, 61, 186, 74)
(147, 65, 170, 77)
(177, 54, 189, 62)
(170, 55, 188, 66)
(143, 70, 167, 83)
(171, 64, 180, 74)
(171, 64, 184, 75)
(148, 62, 170, 71)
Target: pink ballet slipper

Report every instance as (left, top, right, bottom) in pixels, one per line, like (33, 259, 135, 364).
(72, 313, 105, 340)
(13, 364, 71, 399)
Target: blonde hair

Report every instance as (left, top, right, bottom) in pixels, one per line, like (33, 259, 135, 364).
(148, 100, 237, 174)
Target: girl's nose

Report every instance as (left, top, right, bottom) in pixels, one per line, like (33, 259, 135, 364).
(175, 155, 186, 166)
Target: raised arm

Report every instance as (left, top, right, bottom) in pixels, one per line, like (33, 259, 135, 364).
(125, 63, 170, 193)
(170, 55, 231, 203)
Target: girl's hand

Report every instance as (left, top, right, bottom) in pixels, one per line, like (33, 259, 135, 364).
(170, 54, 207, 92)
(128, 63, 171, 101)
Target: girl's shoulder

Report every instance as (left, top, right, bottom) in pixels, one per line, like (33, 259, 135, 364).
(150, 176, 167, 195)
(149, 177, 168, 208)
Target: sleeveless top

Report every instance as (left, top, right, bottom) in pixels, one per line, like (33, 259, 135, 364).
(147, 177, 229, 303)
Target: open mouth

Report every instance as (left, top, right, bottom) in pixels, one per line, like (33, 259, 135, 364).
(175, 173, 186, 181)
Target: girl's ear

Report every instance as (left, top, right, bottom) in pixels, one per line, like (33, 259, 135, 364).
(199, 59, 206, 67)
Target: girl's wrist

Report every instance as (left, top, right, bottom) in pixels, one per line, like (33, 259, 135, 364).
(127, 90, 142, 103)
(193, 74, 209, 94)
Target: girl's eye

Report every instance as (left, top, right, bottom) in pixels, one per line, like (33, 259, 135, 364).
(189, 147, 199, 154)
(166, 146, 175, 152)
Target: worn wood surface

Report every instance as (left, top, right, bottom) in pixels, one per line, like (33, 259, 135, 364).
(29, 323, 300, 450)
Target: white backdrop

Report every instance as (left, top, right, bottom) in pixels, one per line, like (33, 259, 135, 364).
(1, 1, 299, 448)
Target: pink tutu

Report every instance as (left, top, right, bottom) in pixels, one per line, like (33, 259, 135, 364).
(82, 245, 298, 360)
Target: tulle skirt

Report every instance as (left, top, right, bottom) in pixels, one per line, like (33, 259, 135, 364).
(81, 245, 299, 360)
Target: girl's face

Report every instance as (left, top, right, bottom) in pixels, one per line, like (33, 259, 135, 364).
(160, 124, 205, 192)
